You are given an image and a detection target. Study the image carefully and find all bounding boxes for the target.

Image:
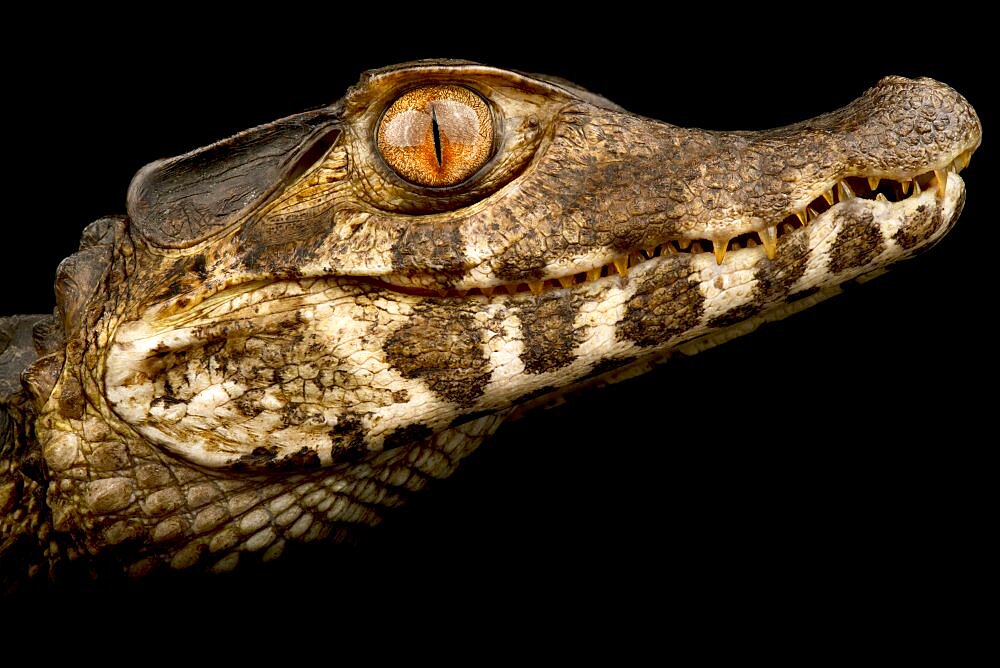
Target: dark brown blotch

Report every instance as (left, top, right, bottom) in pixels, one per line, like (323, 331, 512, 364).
(828, 207, 884, 275)
(893, 203, 940, 251)
(517, 292, 582, 374)
(385, 306, 491, 405)
(709, 231, 811, 328)
(618, 257, 704, 347)
(382, 423, 433, 451)
(329, 414, 366, 459)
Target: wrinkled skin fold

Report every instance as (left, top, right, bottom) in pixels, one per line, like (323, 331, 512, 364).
(0, 60, 981, 587)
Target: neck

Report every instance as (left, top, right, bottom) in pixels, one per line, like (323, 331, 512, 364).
(1, 313, 55, 592)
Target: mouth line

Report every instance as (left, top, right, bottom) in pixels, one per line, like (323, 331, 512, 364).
(378, 149, 973, 299)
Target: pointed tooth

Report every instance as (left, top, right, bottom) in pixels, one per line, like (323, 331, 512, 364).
(481, 286, 494, 297)
(586, 267, 602, 282)
(665, 242, 678, 254)
(528, 280, 544, 295)
(677, 239, 691, 250)
(795, 210, 807, 226)
(837, 180, 855, 201)
(645, 247, 657, 259)
(806, 206, 819, 221)
(901, 179, 911, 195)
(758, 226, 778, 259)
(956, 150, 971, 170)
(822, 189, 835, 206)
(934, 169, 948, 201)
(875, 193, 888, 203)
(713, 239, 729, 265)
(912, 180, 921, 195)
(867, 176, 880, 191)
(613, 257, 629, 277)
(504, 284, 520, 295)
(558, 276, 575, 289)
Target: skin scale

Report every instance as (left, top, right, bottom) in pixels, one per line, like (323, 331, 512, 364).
(0, 60, 978, 588)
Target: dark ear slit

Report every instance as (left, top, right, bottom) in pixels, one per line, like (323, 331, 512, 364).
(127, 106, 342, 249)
(283, 128, 342, 185)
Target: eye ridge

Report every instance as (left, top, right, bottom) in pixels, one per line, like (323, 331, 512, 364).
(376, 85, 494, 188)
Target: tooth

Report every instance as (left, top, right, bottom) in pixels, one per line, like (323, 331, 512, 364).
(901, 179, 911, 195)
(713, 239, 729, 265)
(586, 267, 602, 282)
(795, 210, 807, 226)
(665, 242, 678, 254)
(558, 276, 575, 289)
(783, 223, 794, 235)
(645, 247, 657, 259)
(481, 286, 494, 297)
(822, 189, 835, 205)
(746, 237, 757, 248)
(505, 284, 520, 295)
(912, 180, 921, 195)
(690, 241, 704, 254)
(528, 281, 544, 295)
(758, 226, 778, 259)
(731, 241, 741, 251)
(677, 239, 691, 250)
(806, 206, 819, 221)
(613, 257, 629, 276)
(956, 150, 971, 170)
(838, 180, 855, 200)
(875, 193, 888, 202)
(934, 169, 948, 201)
(868, 176, 880, 190)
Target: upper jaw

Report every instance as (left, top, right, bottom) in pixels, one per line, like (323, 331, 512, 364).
(377, 146, 975, 299)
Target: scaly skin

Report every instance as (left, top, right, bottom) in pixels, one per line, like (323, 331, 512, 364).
(0, 60, 981, 588)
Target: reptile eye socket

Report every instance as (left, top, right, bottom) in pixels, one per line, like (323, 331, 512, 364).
(377, 85, 494, 187)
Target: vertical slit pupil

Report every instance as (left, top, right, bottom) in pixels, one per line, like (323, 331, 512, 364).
(431, 104, 443, 167)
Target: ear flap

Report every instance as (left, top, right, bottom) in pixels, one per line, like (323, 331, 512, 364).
(127, 105, 342, 249)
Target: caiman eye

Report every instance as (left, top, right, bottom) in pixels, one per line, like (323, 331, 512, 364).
(377, 85, 494, 187)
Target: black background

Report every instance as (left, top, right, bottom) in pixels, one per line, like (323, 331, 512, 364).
(2, 14, 993, 640)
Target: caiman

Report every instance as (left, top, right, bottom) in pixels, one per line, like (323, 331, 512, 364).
(0, 60, 981, 589)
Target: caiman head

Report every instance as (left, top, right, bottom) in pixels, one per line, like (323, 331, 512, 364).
(0, 60, 980, 583)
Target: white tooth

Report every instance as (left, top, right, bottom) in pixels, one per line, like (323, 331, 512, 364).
(838, 180, 855, 200)
(758, 226, 778, 259)
(934, 169, 948, 202)
(913, 180, 922, 195)
(875, 193, 888, 202)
